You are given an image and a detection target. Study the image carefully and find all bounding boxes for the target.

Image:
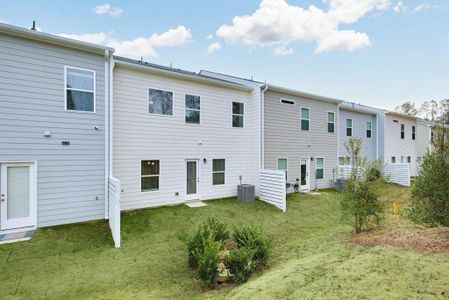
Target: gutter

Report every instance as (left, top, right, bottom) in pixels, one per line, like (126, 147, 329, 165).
(260, 84, 269, 170)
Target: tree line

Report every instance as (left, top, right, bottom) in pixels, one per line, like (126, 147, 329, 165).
(394, 99, 449, 124)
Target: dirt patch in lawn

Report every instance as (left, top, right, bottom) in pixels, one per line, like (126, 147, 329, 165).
(352, 221, 449, 253)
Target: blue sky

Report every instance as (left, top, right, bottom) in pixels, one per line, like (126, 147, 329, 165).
(1, 0, 448, 109)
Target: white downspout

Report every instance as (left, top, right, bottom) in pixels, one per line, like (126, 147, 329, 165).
(260, 84, 268, 170)
(375, 113, 379, 160)
(104, 49, 110, 219)
(109, 58, 115, 177)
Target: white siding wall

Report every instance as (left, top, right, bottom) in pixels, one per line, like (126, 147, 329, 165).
(113, 66, 259, 210)
(416, 123, 431, 158)
(384, 114, 417, 176)
(339, 109, 377, 162)
(263, 91, 339, 190)
(0, 33, 106, 227)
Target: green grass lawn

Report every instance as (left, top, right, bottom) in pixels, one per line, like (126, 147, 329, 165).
(1, 185, 449, 299)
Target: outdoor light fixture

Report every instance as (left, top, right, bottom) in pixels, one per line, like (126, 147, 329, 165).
(203, 158, 207, 164)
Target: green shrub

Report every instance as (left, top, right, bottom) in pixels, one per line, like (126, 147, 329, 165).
(204, 217, 230, 243)
(409, 138, 449, 226)
(192, 233, 222, 287)
(179, 218, 228, 268)
(233, 226, 271, 264)
(225, 247, 256, 283)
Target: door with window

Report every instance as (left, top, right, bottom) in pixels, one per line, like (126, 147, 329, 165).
(185, 160, 199, 201)
(300, 159, 309, 191)
(1, 163, 37, 230)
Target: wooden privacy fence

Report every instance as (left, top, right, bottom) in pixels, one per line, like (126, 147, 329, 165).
(108, 176, 121, 248)
(383, 163, 411, 187)
(259, 169, 286, 212)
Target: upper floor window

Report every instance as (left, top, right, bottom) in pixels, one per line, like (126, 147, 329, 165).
(185, 94, 200, 124)
(65, 67, 95, 112)
(346, 119, 353, 136)
(339, 156, 350, 166)
(141, 160, 160, 192)
(400, 124, 405, 139)
(412, 126, 416, 140)
(316, 158, 324, 179)
(301, 108, 310, 131)
(407, 156, 411, 163)
(327, 112, 335, 133)
(232, 102, 244, 128)
(391, 156, 396, 163)
(149, 88, 173, 116)
(366, 121, 372, 138)
(277, 158, 288, 180)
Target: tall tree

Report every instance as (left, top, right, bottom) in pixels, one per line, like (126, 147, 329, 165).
(394, 101, 418, 116)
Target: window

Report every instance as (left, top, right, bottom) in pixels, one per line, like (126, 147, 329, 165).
(141, 160, 159, 192)
(301, 108, 310, 131)
(316, 158, 324, 179)
(412, 126, 416, 140)
(185, 94, 200, 124)
(400, 124, 405, 139)
(232, 102, 244, 128)
(327, 112, 335, 133)
(339, 156, 350, 166)
(346, 119, 353, 136)
(212, 159, 225, 185)
(281, 99, 295, 105)
(407, 156, 411, 163)
(417, 156, 422, 164)
(391, 156, 396, 163)
(149, 88, 173, 116)
(366, 121, 372, 138)
(277, 158, 288, 180)
(65, 67, 95, 112)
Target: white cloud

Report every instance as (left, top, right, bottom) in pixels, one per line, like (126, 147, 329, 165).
(413, 3, 436, 12)
(273, 45, 294, 56)
(206, 34, 214, 40)
(216, 0, 389, 54)
(207, 42, 221, 53)
(94, 4, 124, 17)
(0, 19, 8, 24)
(393, 1, 407, 12)
(58, 26, 192, 58)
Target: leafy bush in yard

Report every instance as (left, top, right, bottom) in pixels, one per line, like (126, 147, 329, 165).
(179, 218, 228, 268)
(409, 127, 449, 226)
(225, 247, 256, 283)
(233, 226, 271, 264)
(340, 137, 385, 234)
(192, 233, 222, 287)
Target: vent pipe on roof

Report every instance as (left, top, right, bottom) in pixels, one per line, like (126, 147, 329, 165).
(31, 21, 36, 31)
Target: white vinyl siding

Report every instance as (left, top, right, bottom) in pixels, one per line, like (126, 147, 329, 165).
(0, 33, 106, 227)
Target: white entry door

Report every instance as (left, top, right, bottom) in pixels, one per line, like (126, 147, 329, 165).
(300, 158, 310, 192)
(1, 163, 37, 230)
(185, 160, 199, 201)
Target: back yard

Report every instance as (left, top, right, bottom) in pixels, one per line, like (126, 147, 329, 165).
(1, 184, 449, 299)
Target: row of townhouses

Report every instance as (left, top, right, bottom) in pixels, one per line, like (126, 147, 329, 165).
(0, 23, 439, 242)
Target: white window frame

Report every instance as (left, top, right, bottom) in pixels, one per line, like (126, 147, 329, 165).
(366, 121, 372, 138)
(400, 124, 405, 139)
(232, 101, 244, 128)
(140, 160, 160, 193)
(212, 159, 226, 185)
(316, 157, 325, 180)
(277, 158, 288, 180)
(64, 66, 96, 113)
(412, 125, 416, 140)
(346, 118, 353, 136)
(300, 107, 310, 131)
(327, 111, 335, 133)
(184, 93, 201, 125)
(147, 87, 174, 117)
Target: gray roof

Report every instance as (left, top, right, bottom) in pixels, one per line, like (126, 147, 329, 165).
(0, 22, 113, 54)
(115, 56, 252, 91)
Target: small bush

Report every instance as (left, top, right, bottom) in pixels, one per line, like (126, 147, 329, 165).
(192, 233, 222, 287)
(225, 247, 255, 283)
(179, 218, 228, 268)
(233, 226, 271, 264)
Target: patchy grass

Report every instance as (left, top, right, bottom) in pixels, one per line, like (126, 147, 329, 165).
(1, 185, 449, 299)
